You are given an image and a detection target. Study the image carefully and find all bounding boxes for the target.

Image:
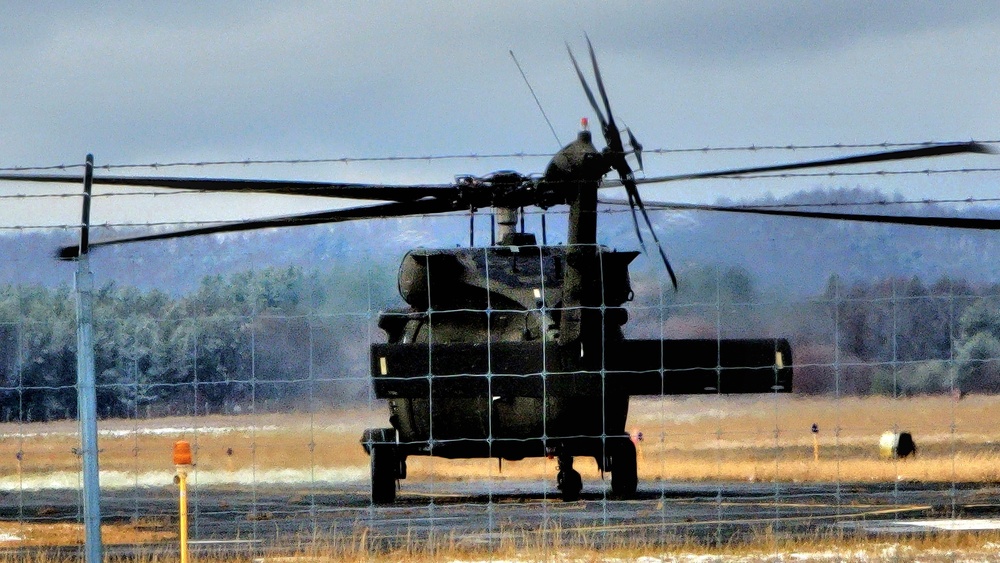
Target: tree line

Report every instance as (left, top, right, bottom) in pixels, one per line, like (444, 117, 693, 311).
(3, 265, 1000, 422)
(787, 275, 1000, 396)
(0, 266, 391, 422)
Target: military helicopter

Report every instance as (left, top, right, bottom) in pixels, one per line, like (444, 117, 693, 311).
(0, 40, 993, 503)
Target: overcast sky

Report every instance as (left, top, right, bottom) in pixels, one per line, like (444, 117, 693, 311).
(1, 2, 998, 229)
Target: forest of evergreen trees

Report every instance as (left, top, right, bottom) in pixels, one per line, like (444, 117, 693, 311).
(2, 264, 1000, 422)
(0, 267, 382, 422)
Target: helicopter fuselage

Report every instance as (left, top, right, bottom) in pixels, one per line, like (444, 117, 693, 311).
(368, 241, 793, 467)
(373, 242, 638, 463)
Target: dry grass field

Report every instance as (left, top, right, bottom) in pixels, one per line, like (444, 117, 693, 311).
(4, 530, 1000, 562)
(1, 394, 999, 487)
(1, 394, 1000, 557)
(404, 394, 1000, 483)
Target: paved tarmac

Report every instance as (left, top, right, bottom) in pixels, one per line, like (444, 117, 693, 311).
(2, 479, 999, 557)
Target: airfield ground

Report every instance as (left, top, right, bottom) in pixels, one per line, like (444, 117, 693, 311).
(1, 395, 1000, 561)
(2, 394, 998, 486)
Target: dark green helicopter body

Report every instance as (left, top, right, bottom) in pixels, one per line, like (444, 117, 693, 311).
(376, 242, 640, 457)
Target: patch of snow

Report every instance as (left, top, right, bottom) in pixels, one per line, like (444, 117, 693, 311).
(895, 518, 1000, 531)
(0, 424, 280, 440)
(0, 466, 366, 491)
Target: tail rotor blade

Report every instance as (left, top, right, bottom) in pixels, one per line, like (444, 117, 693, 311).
(624, 187, 647, 252)
(585, 34, 617, 135)
(572, 37, 676, 288)
(566, 43, 608, 130)
(627, 127, 644, 171)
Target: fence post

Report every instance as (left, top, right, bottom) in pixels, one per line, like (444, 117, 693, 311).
(76, 153, 103, 563)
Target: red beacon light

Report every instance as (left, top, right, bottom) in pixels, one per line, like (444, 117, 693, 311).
(173, 440, 193, 466)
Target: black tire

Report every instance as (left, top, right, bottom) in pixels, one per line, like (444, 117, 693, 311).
(610, 439, 638, 498)
(370, 444, 397, 504)
(558, 469, 582, 502)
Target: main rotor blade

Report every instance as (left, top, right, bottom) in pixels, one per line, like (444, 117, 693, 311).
(604, 198, 1000, 230)
(0, 173, 459, 202)
(57, 198, 459, 259)
(629, 142, 994, 185)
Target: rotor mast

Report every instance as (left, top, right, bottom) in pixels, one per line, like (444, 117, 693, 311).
(495, 207, 519, 243)
(542, 120, 606, 349)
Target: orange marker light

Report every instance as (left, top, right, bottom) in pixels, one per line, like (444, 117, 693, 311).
(173, 440, 192, 466)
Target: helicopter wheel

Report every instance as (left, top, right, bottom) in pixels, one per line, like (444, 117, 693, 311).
(370, 443, 397, 504)
(557, 469, 583, 501)
(610, 438, 638, 498)
(557, 455, 583, 501)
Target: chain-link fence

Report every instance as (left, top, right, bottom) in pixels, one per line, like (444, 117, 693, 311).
(2, 155, 1000, 558)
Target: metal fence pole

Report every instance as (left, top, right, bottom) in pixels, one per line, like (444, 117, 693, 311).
(76, 153, 103, 563)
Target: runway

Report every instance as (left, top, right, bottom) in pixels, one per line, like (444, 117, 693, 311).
(2, 479, 999, 557)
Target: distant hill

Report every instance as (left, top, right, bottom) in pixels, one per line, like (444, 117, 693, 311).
(2, 187, 998, 298)
(641, 187, 1000, 295)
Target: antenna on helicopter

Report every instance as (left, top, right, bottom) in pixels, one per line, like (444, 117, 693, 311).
(510, 50, 562, 148)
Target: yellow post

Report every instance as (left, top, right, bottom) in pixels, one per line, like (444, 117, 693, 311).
(174, 440, 193, 563)
(178, 469, 188, 563)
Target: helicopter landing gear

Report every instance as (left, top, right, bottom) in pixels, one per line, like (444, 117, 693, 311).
(363, 428, 400, 504)
(609, 438, 638, 498)
(371, 443, 398, 504)
(556, 454, 582, 501)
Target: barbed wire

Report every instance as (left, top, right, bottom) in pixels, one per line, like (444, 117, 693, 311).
(0, 224, 78, 232)
(0, 192, 81, 200)
(0, 143, 995, 235)
(1, 139, 996, 173)
(0, 163, 86, 173)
